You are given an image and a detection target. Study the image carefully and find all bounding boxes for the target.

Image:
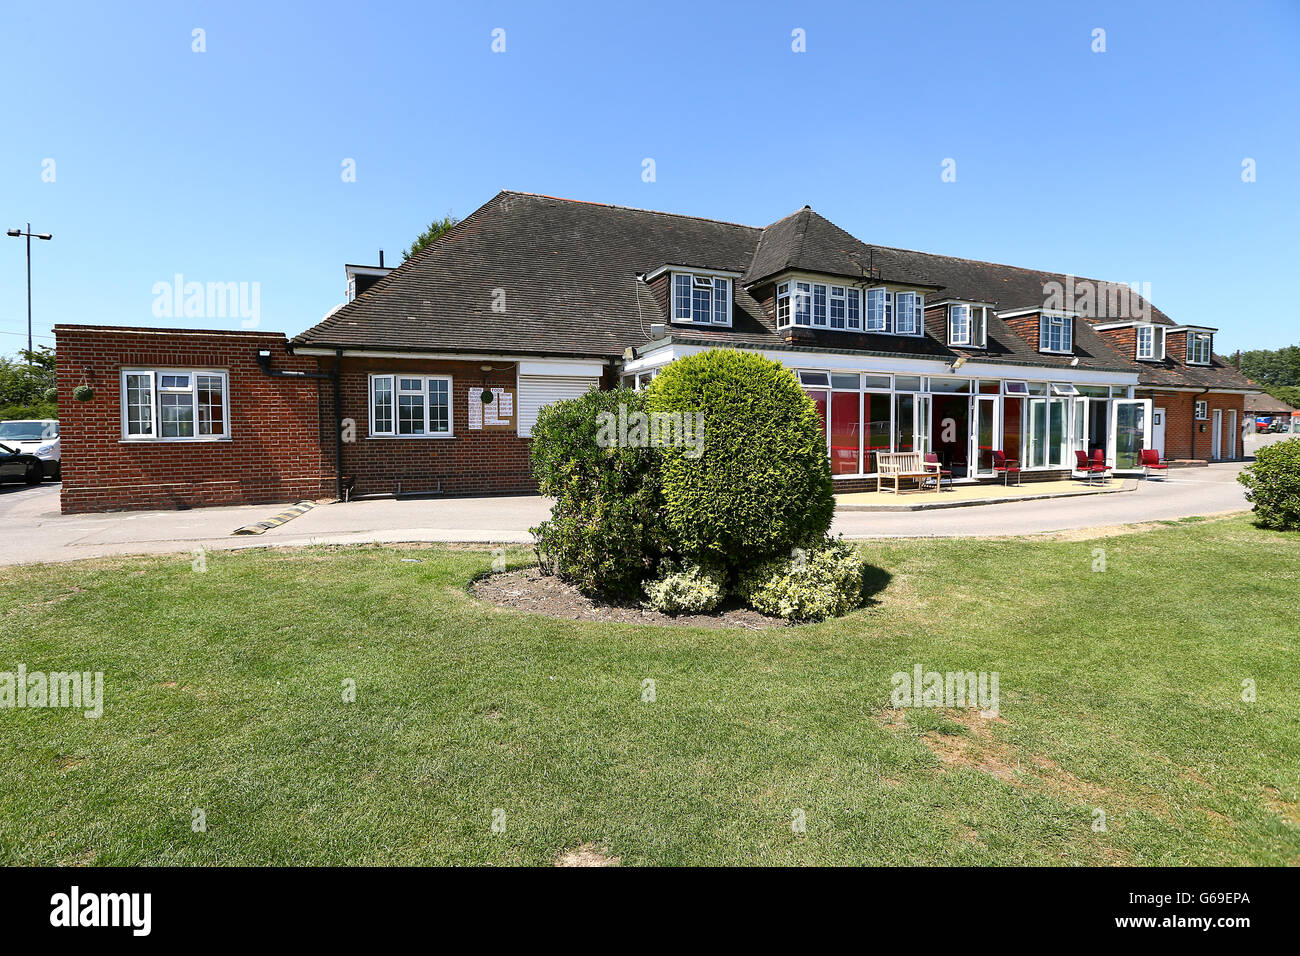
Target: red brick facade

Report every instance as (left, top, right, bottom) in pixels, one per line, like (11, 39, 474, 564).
(323, 355, 537, 498)
(1140, 389, 1245, 462)
(55, 326, 336, 513)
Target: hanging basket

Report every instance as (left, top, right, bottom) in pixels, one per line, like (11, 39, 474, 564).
(480, 387, 495, 404)
(73, 384, 94, 402)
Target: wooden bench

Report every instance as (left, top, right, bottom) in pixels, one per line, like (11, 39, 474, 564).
(876, 452, 932, 494)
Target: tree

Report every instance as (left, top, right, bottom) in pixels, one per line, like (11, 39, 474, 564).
(402, 215, 460, 261)
(1239, 345, 1300, 388)
(0, 346, 57, 418)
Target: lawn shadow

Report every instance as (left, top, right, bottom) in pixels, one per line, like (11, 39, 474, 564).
(859, 563, 892, 610)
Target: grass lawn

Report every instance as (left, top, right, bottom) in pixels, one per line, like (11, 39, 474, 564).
(1, 515, 1297, 866)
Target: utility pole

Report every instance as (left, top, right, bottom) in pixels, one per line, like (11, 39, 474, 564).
(6, 223, 54, 360)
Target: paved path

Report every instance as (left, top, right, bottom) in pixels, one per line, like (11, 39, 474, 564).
(1, 435, 1284, 566)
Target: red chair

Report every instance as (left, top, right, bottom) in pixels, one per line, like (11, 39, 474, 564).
(1139, 448, 1168, 480)
(992, 450, 1021, 486)
(1074, 450, 1104, 485)
(924, 452, 953, 492)
(1091, 448, 1112, 484)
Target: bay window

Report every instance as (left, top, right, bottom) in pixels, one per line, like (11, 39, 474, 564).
(1039, 314, 1073, 354)
(121, 369, 228, 440)
(671, 272, 732, 326)
(794, 282, 812, 326)
(1187, 332, 1212, 365)
(812, 284, 828, 327)
(829, 286, 846, 329)
(370, 374, 452, 437)
(776, 282, 791, 327)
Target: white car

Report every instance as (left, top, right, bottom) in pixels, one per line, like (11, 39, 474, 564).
(0, 419, 60, 479)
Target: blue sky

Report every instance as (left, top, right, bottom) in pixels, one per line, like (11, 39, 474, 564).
(2, 0, 1297, 355)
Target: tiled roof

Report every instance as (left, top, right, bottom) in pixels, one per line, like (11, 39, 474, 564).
(292, 191, 1258, 390)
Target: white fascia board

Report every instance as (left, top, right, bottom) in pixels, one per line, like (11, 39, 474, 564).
(930, 298, 999, 309)
(293, 347, 611, 367)
(517, 360, 607, 377)
(628, 341, 1138, 385)
(996, 307, 1081, 319)
(643, 264, 744, 282)
(1165, 325, 1219, 334)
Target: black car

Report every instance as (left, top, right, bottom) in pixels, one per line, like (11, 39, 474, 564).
(0, 442, 45, 485)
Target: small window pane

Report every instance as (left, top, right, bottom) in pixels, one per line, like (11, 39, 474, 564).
(197, 375, 225, 436)
(862, 374, 891, 390)
(894, 375, 922, 392)
(929, 378, 970, 393)
(372, 377, 394, 433)
(160, 392, 195, 438)
(846, 289, 861, 330)
(159, 374, 190, 389)
(126, 373, 153, 436)
(428, 379, 449, 433)
(797, 370, 830, 387)
(831, 374, 859, 390)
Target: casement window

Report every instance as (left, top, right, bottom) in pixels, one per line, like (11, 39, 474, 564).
(1039, 314, 1073, 354)
(1003, 380, 1029, 396)
(671, 272, 732, 326)
(829, 286, 846, 330)
(369, 374, 452, 437)
(894, 291, 924, 336)
(866, 288, 892, 332)
(776, 282, 791, 327)
(812, 284, 828, 327)
(1187, 332, 1212, 365)
(846, 288, 861, 330)
(1136, 324, 1165, 361)
(121, 369, 228, 440)
(948, 304, 987, 348)
(794, 282, 812, 326)
(1195, 400, 1208, 421)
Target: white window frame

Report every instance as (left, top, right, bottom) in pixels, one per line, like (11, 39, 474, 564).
(846, 287, 861, 330)
(1003, 380, 1029, 396)
(1039, 313, 1073, 354)
(776, 282, 791, 328)
(812, 283, 828, 327)
(894, 291, 924, 337)
(671, 271, 733, 327)
(120, 368, 230, 442)
(1195, 400, 1208, 421)
(1136, 324, 1165, 361)
(828, 285, 846, 330)
(794, 281, 812, 326)
(369, 373, 454, 438)
(1187, 332, 1212, 365)
(948, 304, 986, 347)
(866, 287, 892, 333)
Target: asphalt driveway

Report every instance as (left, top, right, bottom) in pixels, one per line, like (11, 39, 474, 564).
(0, 450, 1265, 566)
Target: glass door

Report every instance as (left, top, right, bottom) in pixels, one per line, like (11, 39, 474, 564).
(972, 395, 998, 477)
(1109, 399, 1152, 471)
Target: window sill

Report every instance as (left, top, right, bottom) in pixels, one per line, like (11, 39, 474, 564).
(120, 436, 232, 443)
(1039, 349, 1074, 356)
(366, 434, 456, 440)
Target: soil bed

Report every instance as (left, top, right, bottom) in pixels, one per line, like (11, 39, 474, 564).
(470, 566, 785, 629)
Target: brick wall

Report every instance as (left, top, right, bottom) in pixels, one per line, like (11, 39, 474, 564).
(324, 356, 537, 498)
(1140, 389, 1245, 461)
(55, 326, 335, 513)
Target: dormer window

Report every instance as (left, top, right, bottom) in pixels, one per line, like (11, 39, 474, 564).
(1187, 332, 1212, 365)
(866, 288, 891, 332)
(1136, 324, 1165, 361)
(672, 272, 732, 326)
(1039, 314, 1073, 354)
(948, 304, 987, 348)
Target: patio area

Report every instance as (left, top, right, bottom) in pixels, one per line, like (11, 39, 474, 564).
(836, 477, 1137, 511)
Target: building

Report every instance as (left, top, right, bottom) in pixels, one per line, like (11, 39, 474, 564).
(55, 191, 1259, 513)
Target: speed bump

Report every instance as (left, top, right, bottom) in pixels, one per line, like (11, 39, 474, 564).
(233, 501, 317, 535)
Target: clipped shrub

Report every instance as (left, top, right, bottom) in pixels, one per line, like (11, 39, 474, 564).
(643, 561, 726, 615)
(737, 538, 866, 623)
(529, 386, 668, 598)
(645, 350, 833, 572)
(1238, 437, 1300, 530)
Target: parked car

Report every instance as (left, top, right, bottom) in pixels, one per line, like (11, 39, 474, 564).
(0, 443, 45, 485)
(0, 419, 60, 479)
